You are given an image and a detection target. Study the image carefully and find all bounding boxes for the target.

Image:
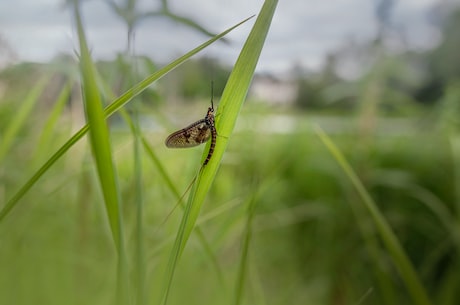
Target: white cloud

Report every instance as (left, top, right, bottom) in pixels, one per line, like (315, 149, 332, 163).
(0, 0, 456, 73)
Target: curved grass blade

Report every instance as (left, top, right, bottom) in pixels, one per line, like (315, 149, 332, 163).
(161, 1, 278, 304)
(0, 76, 50, 163)
(0, 15, 254, 222)
(234, 184, 259, 305)
(34, 81, 72, 163)
(314, 124, 433, 305)
(75, 0, 122, 255)
(119, 108, 225, 288)
(132, 112, 147, 305)
(142, 134, 226, 287)
(73, 3, 129, 303)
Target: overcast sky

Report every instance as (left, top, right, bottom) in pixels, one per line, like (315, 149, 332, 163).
(0, 0, 457, 74)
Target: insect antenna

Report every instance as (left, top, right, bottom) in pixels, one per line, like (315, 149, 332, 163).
(211, 81, 214, 110)
(152, 175, 197, 235)
(153, 164, 208, 235)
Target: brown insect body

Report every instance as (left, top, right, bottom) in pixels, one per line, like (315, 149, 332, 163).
(165, 104, 217, 166)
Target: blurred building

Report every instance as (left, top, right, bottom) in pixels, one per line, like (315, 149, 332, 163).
(250, 74, 297, 105)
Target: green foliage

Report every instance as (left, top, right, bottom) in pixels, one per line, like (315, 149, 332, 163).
(293, 8, 460, 112)
(175, 57, 231, 100)
(160, 0, 276, 302)
(430, 9, 460, 83)
(1, 2, 460, 305)
(316, 124, 432, 305)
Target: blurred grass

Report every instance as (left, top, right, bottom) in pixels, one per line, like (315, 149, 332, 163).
(0, 76, 50, 163)
(1, 2, 460, 305)
(0, 14, 254, 222)
(1, 75, 458, 305)
(0, 101, 458, 304)
(315, 124, 432, 305)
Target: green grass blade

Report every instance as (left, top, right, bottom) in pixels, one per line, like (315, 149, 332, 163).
(134, 124, 223, 305)
(119, 111, 226, 288)
(132, 112, 146, 305)
(102, 15, 254, 119)
(0, 126, 88, 221)
(161, 1, 278, 304)
(34, 82, 71, 163)
(233, 187, 258, 305)
(0, 16, 253, 222)
(0, 76, 49, 163)
(75, 1, 123, 255)
(73, 3, 129, 304)
(314, 124, 433, 305)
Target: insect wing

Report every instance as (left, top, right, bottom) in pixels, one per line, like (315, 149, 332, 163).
(165, 119, 211, 148)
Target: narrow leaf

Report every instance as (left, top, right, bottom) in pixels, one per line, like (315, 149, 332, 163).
(0, 76, 49, 163)
(314, 124, 433, 305)
(0, 16, 253, 222)
(73, 2, 129, 304)
(161, 1, 278, 304)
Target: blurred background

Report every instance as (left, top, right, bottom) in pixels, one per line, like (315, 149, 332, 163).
(1, 0, 460, 304)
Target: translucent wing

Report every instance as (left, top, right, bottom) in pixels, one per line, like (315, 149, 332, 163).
(165, 119, 211, 148)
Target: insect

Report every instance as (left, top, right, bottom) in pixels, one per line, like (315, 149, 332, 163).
(165, 88, 217, 166)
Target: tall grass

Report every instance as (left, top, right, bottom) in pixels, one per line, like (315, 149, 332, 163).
(159, 0, 278, 303)
(1, 82, 458, 305)
(0, 13, 254, 222)
(1, 0, 276, 304)
(315, 124, 432, 305)
(1, 0, 459, 304)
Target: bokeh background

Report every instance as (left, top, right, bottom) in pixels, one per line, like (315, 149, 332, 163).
(1, 0, 460, 304)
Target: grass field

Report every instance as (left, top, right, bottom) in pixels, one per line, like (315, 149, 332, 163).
(1, 0, 460, 304)
(1, 94, 459, 305)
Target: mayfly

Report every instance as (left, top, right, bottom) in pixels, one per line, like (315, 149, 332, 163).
(155, 85, 218, 234)
(165, 86, 217, 166)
